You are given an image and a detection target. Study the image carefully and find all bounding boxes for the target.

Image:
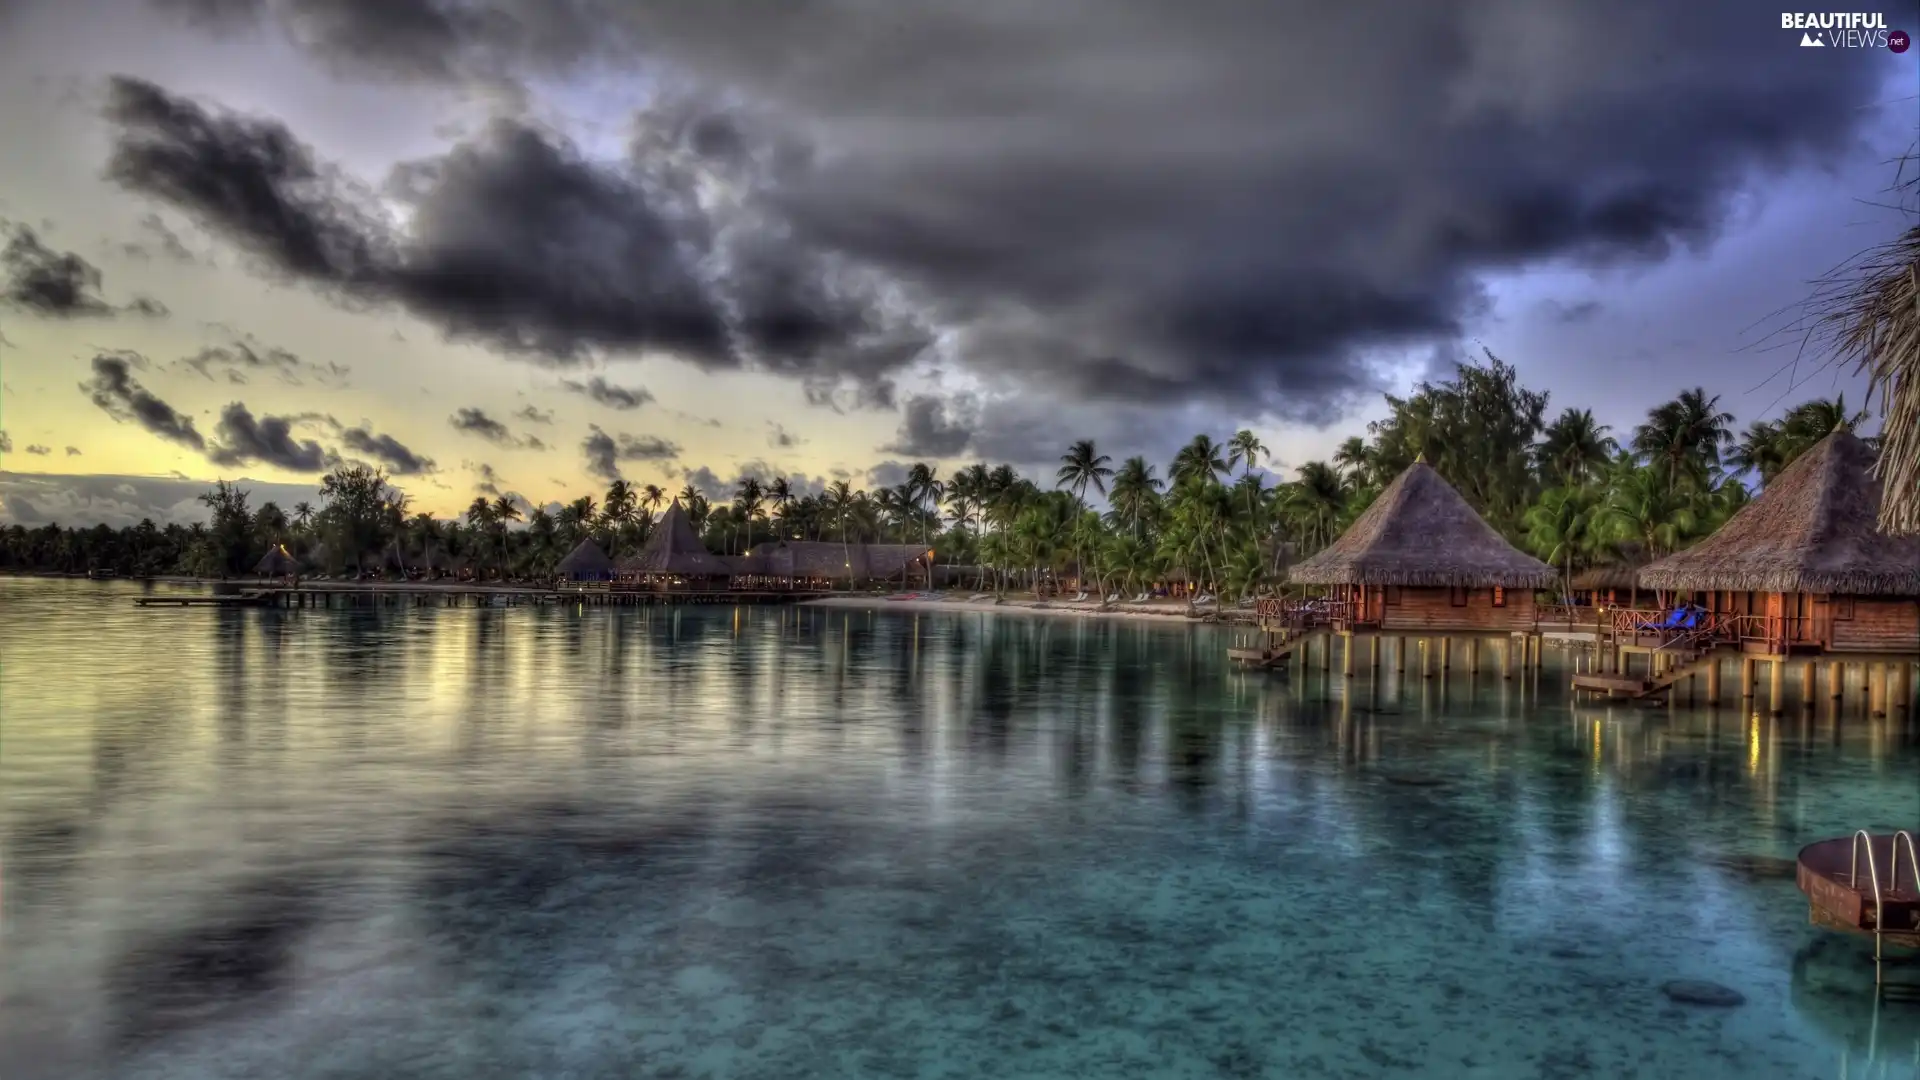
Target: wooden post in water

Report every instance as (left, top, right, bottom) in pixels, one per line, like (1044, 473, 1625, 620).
(1768, 659, 1786, 716)
(1740, 657, 1755, 700)
(1468, 638, 1480, 676)
(1396, 636, 1408, 673)
(1321, 634, 1332, 674)
(1829, 660, 1845, 700)
(1440, 637, 1453, 672)
(1421, 638, 1434, 679)
(1705, 656, 1721, 705)
(1799, 660, 1816, 712)
(1895, 662, 1914, 713)
(1869, 664, 1888, 718)
(1368, 636, 1380, 673)
(1342, 634, 1354, 678)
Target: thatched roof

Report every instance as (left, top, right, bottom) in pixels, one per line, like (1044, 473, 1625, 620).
(732, 540, 931, 582)
(617, 500, 732, 576)
(1288, 462, 1556, 588)
(253, 545, 298, 576)
(1570, 563, 1643, 592)
(554, 537, 614, 578)
(1638, 431, 1920, 595)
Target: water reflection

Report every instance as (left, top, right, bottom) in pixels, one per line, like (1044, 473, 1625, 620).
(0, 578, 1916, 1079)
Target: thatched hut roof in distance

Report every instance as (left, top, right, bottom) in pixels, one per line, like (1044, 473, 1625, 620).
(554, 537, 614, 578)
(618, 500, 732, 576)
(1287, 462, 1556, 589)
(254, 545, 299, 576)
(733, 540, 931, 582)
(1638, 430, 1920, 595)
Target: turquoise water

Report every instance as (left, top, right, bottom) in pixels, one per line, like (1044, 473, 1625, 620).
(1, 577, 1917, 1079)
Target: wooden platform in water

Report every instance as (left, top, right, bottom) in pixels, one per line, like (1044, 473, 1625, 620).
(133, 593, 273, 608)
(1569, 672, 1648, 696)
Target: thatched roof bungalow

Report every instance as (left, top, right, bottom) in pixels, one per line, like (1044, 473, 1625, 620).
(1289, 461, 1554, 633)
(554, 537, 615, 581)
(1638, 430, 1920, 655)
(615, 500, 735, 587)
(253, 544, 299, 578)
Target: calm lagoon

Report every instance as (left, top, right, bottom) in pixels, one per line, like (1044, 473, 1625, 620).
(1, 577, 1916, 1079)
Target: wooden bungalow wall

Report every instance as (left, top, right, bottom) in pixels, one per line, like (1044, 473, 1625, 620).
(1682, 590, 1920, 655)
(1339, 585, 1538, 634)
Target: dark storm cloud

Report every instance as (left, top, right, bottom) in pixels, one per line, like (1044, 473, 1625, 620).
(2, 223, 168, 319)
(138, 0, 1892, 421)
(206, 404, 333, 471)
(449, 406, 545, 449)
(24, 445, 50, 456)
(681, 460, 827, 501)
(768, 422, 802, 449)
(866, 460, 911, 489)
(1542, 299, 1604, 324)
(80, 353, 206, 450)
(881, 394, 975, 458)
(559, 375, 653, 411)
(337, 424, 434, 474)
(468, 461, 503, 495)
(581, 424, 680, 481)
(515, 404, 554, 425)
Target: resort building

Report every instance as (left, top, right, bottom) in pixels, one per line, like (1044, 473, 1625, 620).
(1634, 430, 1920, 712)
(554, 538, 615, 582)
(614, 500, 737, 591)
(727, 539, 933, 591)
(1287, 460, 1556, 635)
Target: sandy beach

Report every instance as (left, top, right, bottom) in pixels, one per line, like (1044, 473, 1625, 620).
(801, 592, 1232, 623)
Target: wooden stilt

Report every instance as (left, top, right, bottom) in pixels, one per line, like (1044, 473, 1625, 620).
(1342, 634, 1354, 678)
(1396, 636, 1408, 673)
(1368, 636, 1380, 673)
(1829, 660, 1845, 699)
(1800, 660, 1816, 711)
(1705, 657, 1721, 705)
(1422, 639, 1434, 679)
(1440, 637, 1453, 671)
(1769, 659, 1786, 716)
(1740, 657, 1755, 699)
(1468, 638, 1480, 675)
(1895, 662, 1914, 713)
(1869, 664, 1888, 718)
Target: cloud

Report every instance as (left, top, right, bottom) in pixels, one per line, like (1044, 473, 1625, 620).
(559, 375, 653, 410)
(581, 424, 681, 481)
(768, 421, 803, 449)
(881, 394, 975, 458)
(515, 404, 555, 425)
(0, 471, 325, 528)
(118, 212, 203, 265)
(206, 403, 333, 471)
(101, 77, 921, 397)
(3, 222, 168, 319)
(65, 446, 81, 456)
(468, 461, 503, 495)
(80, 352, 206, 450)
(866, 460, 911, 489)
(337, 424, 435, 475)
(133, 0, 1890, 423)
(449, 406, 546, 449)
(175, 336, 349, 387)
(25, 444, 50, 456)
(682, 460, 828, 501)
(1541, 298, 1604, 324)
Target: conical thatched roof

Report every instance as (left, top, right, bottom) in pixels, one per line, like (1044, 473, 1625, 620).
(618, 500, 731, 576)
(554, 537, 614, 577)
(1639, 431, 1920, 595)
(253, 544, 298, 576)
(1288, 462, 1556, 588)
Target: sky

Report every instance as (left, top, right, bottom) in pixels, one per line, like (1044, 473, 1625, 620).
(0, 0, 1914, 528)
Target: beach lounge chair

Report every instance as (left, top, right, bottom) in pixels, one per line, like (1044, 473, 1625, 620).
(1132, 592, 1150, 603)
(1072, 590, 1088, 602)
(1106, 592, 1121, 603)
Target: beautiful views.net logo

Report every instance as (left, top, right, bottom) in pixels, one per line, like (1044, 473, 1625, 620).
(1781, 11, 1911, 50)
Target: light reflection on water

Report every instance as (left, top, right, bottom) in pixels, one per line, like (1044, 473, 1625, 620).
(1, 577, 1917, 1079)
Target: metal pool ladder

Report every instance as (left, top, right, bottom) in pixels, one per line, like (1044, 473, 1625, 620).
(1850, 829, 1920, 996)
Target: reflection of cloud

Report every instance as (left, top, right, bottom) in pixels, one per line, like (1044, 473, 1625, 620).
(0, 471, 327, 527)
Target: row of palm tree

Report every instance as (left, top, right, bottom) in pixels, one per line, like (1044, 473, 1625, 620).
(1, 357, 1877, 592)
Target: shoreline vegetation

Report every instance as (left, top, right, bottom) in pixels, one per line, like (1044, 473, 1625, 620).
(0, 358, 1881, 606)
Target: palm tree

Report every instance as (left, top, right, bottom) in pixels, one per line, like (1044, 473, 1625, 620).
(1106, 456, 1162, 539)
(766, 477, 793, 537)
(825, 479, 856, 580)
(292, 501, 315, 530)
(905, 462, 942, 558)
(1226, 429, 1268, 516)
(490, 494, 523, 573)
(1536, 408, 1617, 485)
(1523, 485, 1600, 598)
(734, 476, 765, 552)
(1632, 387, 1735, 490)
(1599, 463, 1697, 558)
(1331, 437, 1372, 487)
(1169, 434, 1228, 489)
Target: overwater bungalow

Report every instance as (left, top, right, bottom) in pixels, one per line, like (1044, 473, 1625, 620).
(1242, 461, 1556, 675)
(1634, 430, 1920, 713)
(1569, 559, 1645, 607)
(554, 538, 615, 582)
(614, 500, 736, 591)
